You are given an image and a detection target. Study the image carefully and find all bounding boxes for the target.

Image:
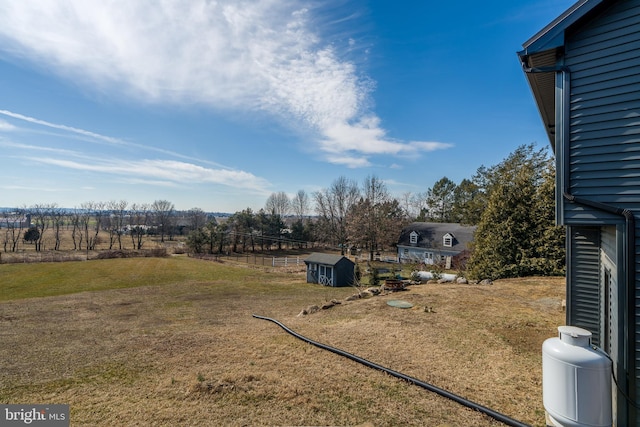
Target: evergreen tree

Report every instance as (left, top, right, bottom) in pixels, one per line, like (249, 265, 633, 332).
(451, 178, 482, 225)
(267, 213, 286, 250)
(23, 227, 40, 244)
(186, 228, 208, 254)
(185, 218, 224, 255)
(424, 177, 457, 222)
(467, 144, 564, 279)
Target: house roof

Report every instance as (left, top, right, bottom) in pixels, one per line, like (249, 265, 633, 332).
(397, 222, 476, 252)
(517, 0, 612, 150)
(304, 253, 353, 266)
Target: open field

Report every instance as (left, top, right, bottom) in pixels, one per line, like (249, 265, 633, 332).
(0, 257, 565, 426)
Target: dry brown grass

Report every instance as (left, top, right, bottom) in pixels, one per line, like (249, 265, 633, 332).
(0, 260, 564, 426)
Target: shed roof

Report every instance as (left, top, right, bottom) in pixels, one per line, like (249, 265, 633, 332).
(517, 0, 612, 149)
(304, 253, 353, 266)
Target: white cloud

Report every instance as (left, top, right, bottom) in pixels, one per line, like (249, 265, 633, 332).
(0, 110, 124, 145)
(0, 184, 68, 192)
(0, 0, 452, 166)
(0, 139, 83, 156)
(29, 157, 271, 193)
(0, 109, 233, 168)
(325, 154, 372, 168)
(0, 119, 16, 131)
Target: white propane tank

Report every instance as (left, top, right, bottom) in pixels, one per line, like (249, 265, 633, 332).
(542, 326, 612, 427)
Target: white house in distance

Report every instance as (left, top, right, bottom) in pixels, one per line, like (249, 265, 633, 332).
(397, 222, 476, 267)
(0, 212, 31, 229)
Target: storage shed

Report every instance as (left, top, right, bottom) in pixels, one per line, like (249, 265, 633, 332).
(304, 253, 355, 287)
(518, 1, 640, 423)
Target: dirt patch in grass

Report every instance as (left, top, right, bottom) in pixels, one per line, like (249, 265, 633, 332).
(0, 260, 564, 426)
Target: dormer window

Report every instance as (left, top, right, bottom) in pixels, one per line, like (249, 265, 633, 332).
(443, 233, 454, 247)
(409, 231, 418, 245)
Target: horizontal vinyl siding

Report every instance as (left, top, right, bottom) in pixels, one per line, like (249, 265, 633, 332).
(564, 0, 640, 422)
(562, 0, 640, 224)
(561, 1, 640, 419)
(569, 226, 601, 345)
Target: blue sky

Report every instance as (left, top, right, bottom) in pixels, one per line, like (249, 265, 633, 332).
(0, 0, 575, 213)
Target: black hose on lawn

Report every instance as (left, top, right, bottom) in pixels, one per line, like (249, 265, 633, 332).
(252, 314, 531, 427)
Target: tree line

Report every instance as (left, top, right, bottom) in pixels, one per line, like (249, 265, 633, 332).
(179, 143, 564, 279)
(2, 200, 183, 253)
(1, 144, 564, 279)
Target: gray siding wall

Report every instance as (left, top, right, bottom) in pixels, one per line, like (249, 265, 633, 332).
(335, 260, 354, 287)
(562, 1, 640, 420)
(563, 0, 640, 223)
(568, 226, 601, 345)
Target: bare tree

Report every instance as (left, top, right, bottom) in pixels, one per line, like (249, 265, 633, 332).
(347, 197, 407, 259)
(344, 175, 408, 260)
(79, 201, 104, 251)
(93, 202, 105, 250)
(29, 204, 51, 252)
(106, 200, 128, 249)
(129, 203, 151, 250)
(2, 208, 27, 252)
(70, 209, 82, 251)
(291, 190, 310, 221)
(50, 205, 65, 251)
(314, 176, 360, 255)
(265, 192, 290, 217)
(77, 203, 92, 253)
(290, 190, 311, 249)
(187, 207, 207, 231)
(398, 191, 424, 221)
(152, 199, 175, 243)
(359, 175, 391, 259)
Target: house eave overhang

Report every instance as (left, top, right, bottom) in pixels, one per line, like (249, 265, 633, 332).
(517, 0, 608, 152)
(520, 0, 603, 56)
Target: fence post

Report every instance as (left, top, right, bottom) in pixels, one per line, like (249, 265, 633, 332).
(272, 257, 275, 267)
(284, 257, 288, 267)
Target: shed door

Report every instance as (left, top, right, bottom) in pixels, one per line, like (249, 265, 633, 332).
(308, 263, 318, 283)
(319, 265, 333, 286)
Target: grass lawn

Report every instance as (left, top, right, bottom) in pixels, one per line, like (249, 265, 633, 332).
(0, 257, 564, 426)
(0, 256, 301, 301)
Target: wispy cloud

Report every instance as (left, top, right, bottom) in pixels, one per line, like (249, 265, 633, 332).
(0, 119, 16, 131)
(0, 111, 272, 196)
(0, 109, 231, 169)
(29, 157, 270, 193)
(0, 0, 452, 167)
(0, 110, 125, 145)
(0, 184, 70, 192)
(0, 139, 83, 157)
